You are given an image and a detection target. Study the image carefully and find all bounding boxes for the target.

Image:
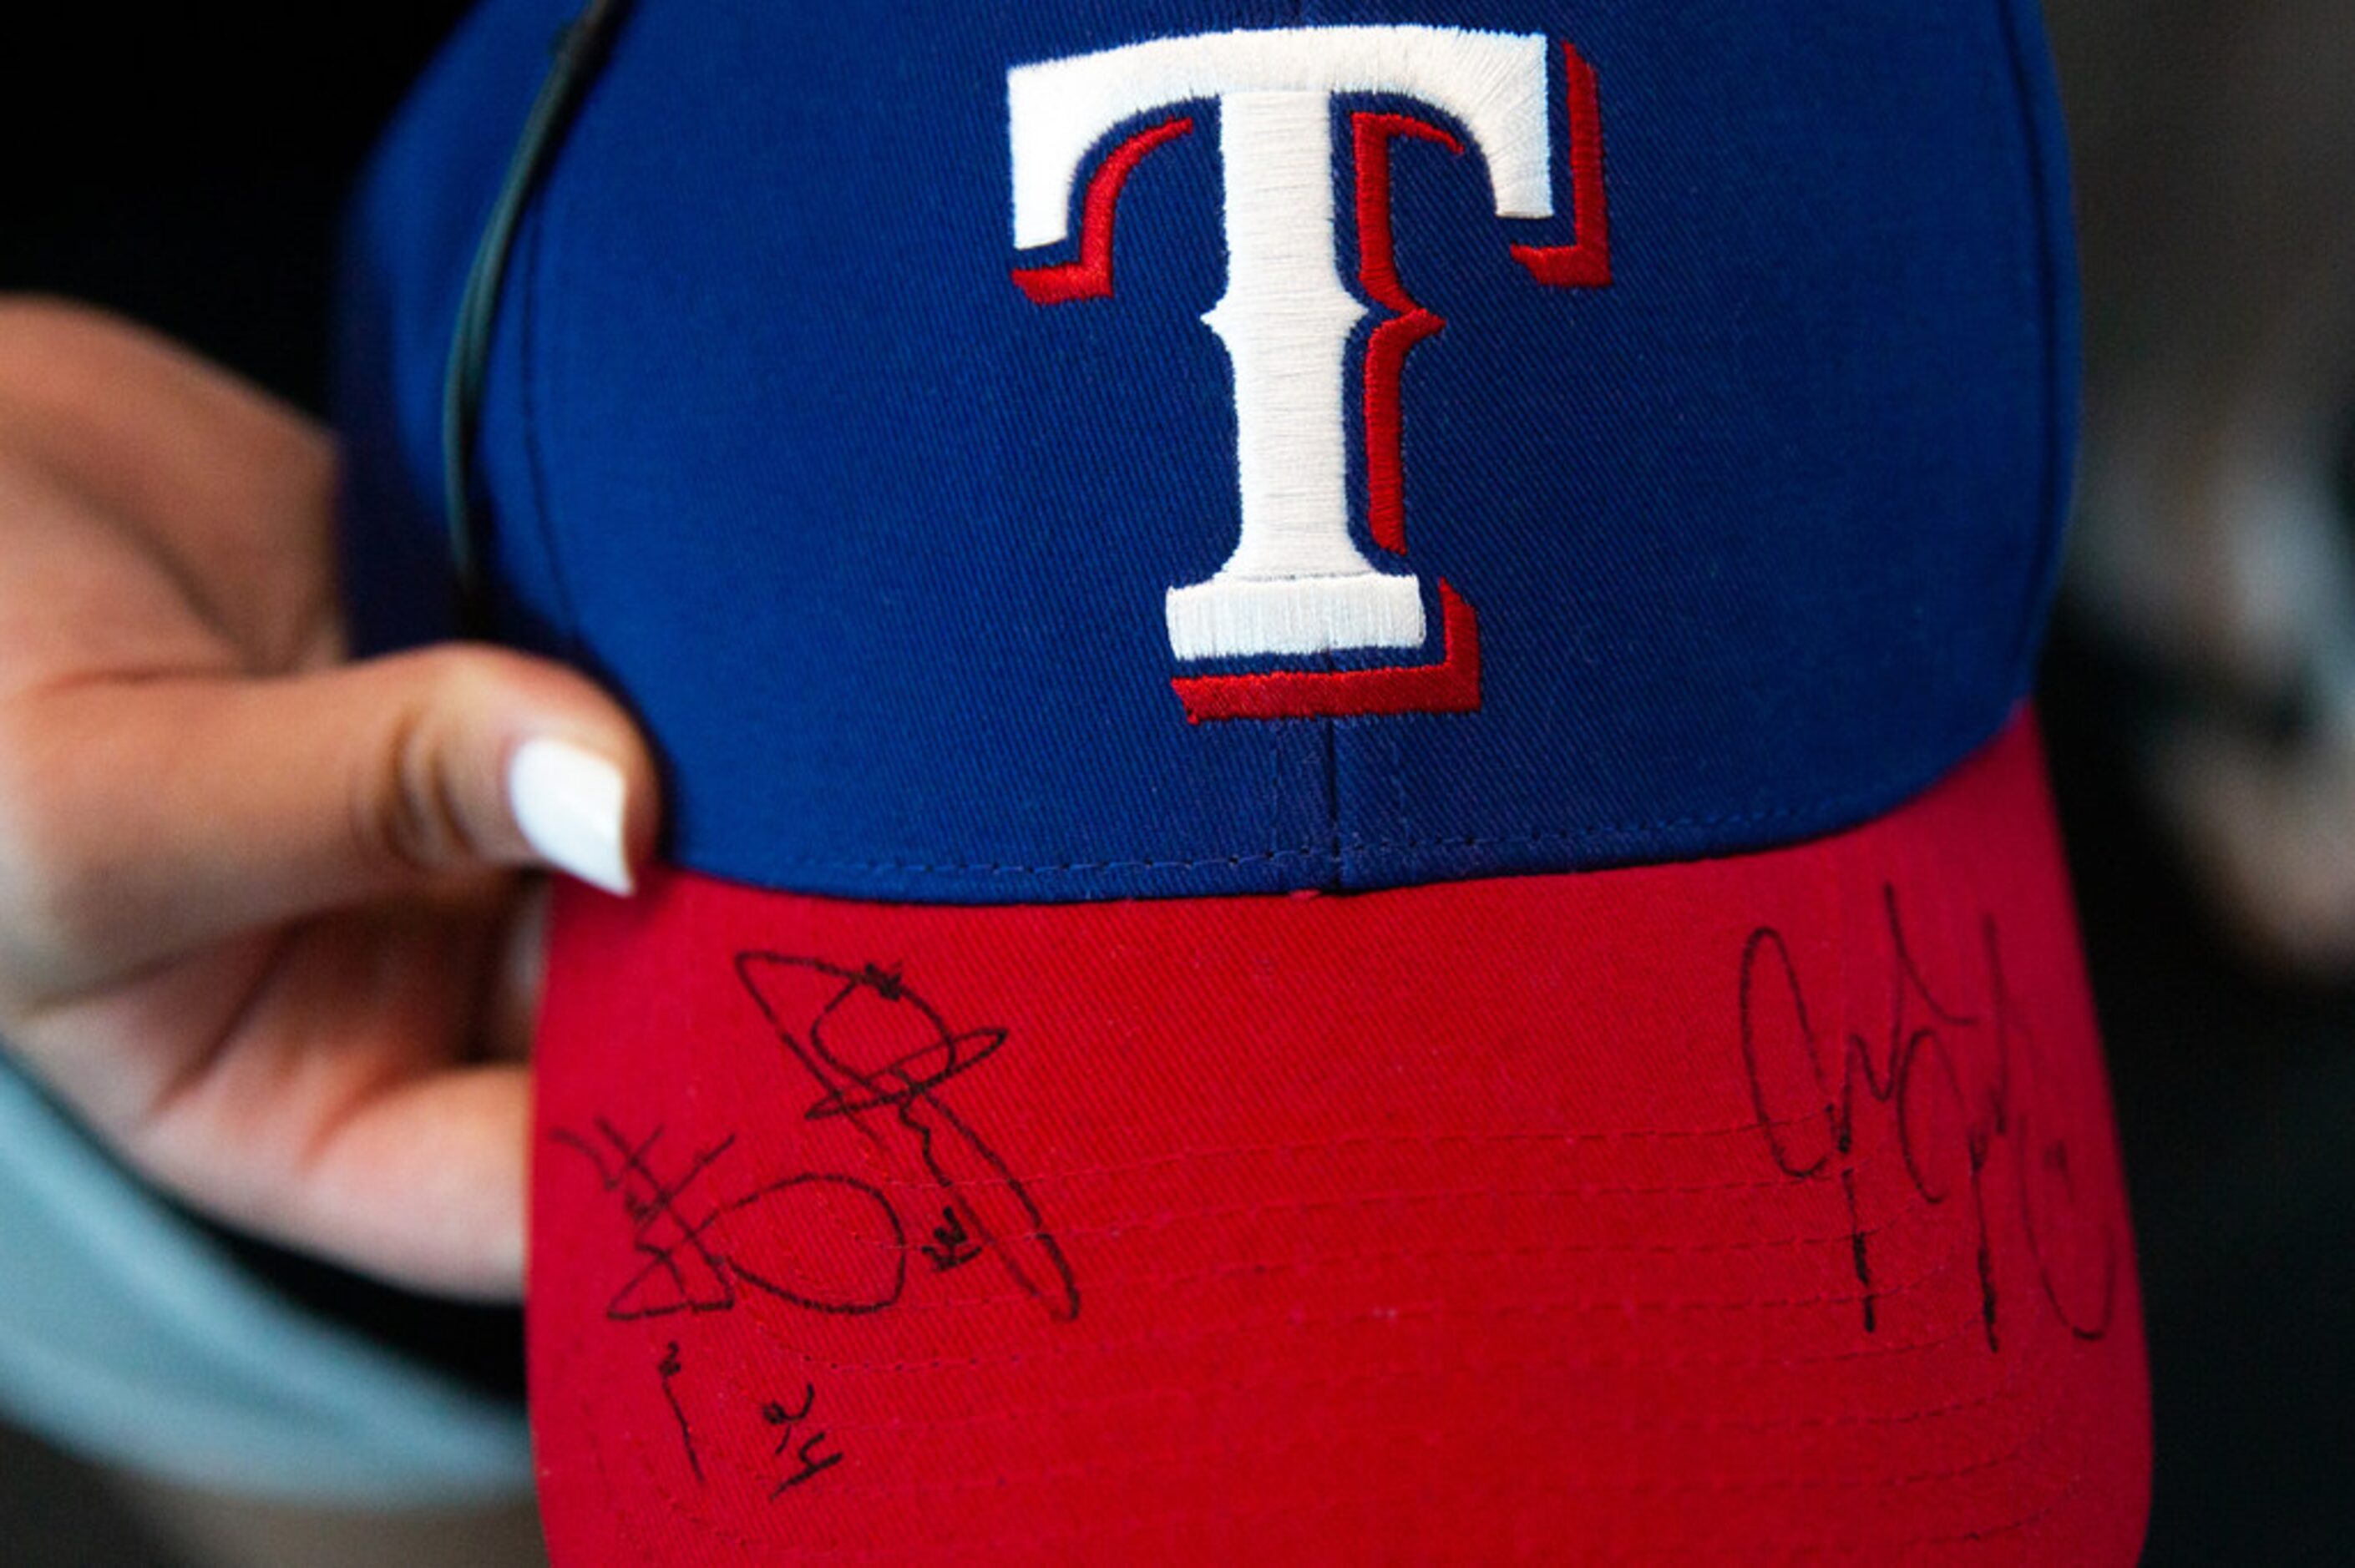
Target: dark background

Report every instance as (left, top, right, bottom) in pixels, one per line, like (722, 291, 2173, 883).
(2, 7, 2349, 1563)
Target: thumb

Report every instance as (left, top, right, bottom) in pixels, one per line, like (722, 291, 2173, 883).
(3, 645, 660, 992)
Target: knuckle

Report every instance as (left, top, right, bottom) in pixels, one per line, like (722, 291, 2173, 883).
(348, 654, 496, 878)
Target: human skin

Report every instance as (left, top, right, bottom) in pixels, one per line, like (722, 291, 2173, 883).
(0, 298, 658, 1299)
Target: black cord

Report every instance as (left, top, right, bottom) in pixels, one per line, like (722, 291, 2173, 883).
(439, 0, 636, 638)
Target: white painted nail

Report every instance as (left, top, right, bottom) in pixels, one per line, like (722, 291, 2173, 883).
(507, 738, 634, 896)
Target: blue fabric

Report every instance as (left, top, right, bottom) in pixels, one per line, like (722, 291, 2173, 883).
(340, 0, 2079, 903)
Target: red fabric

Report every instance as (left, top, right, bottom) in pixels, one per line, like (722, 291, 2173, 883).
(530, 711, 2149, 1565)
(1010, 117, 1194, 305)
(1172, 579, 1481, 721)
(1355, 111, 1461, 557)
(1513, 40, 1614, 290)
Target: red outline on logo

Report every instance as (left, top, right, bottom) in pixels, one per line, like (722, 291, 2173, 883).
(1172, 580, 1481, 723)
(1512, 41, 1613, 289)
(1010, 41, 1613, 722)
(1355, 112, 1461, 558)
(1010, 117, 1196, 304)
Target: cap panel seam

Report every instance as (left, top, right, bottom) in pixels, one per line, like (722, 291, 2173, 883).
(1320, 715, 1342, 887)
(710, 714, 2008, 879)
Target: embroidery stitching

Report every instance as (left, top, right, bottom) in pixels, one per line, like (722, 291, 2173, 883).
(1010, 116, 1196, 304)
(1008, 28, 1614, 721)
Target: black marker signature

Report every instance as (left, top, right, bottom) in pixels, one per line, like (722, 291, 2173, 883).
(551, 1119, 907, 1321)
(656, 1341, 701, 1481)
(760, 1383, 844, 1496)
(1737, 885, 2119, 1351)
(923, 1205, 982, 1272)
(735, 954, 1081, 1323)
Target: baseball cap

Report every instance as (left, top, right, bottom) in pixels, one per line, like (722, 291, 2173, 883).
(336, 0, 2152, 1561)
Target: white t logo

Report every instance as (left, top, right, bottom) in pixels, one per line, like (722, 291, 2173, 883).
(1009, 26, 1608, 708)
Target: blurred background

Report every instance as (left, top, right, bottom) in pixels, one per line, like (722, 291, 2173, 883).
(1, 3, 2351, 1563)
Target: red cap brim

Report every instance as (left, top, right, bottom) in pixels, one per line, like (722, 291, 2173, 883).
(529, 710, 2149, 1564)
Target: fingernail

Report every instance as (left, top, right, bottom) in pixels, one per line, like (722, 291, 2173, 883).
(507, 737, 634, 896)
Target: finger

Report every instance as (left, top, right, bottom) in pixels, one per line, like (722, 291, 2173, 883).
(0, 645, 660, 997)
(249, 1059, 534, 1300)
(23, 893, 534, 1297)
(484, 879, 553, 1065)
(0, 298, 340, 670)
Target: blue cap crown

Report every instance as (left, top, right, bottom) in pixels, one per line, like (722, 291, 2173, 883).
(341, 0, 2079, 903)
